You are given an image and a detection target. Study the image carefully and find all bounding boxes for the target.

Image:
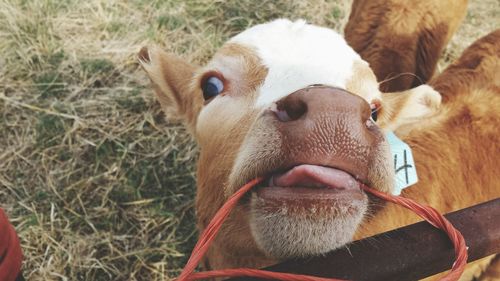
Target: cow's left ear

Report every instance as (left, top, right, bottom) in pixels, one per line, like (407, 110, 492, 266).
(377, 84, 442, 132)
(138, 46, 203, 131)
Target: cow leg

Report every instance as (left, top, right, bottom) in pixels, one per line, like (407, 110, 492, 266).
(344, 0, 467, 92)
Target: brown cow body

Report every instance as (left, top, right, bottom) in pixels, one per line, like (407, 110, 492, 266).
(139, 2, 500, 279)
(346, 0, 468, 92)
(355, 30, 500, 280)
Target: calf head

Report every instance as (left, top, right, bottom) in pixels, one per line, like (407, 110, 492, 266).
(140, 19, 440, 261)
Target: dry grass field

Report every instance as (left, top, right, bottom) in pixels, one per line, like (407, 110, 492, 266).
(0, 0, 498, 280)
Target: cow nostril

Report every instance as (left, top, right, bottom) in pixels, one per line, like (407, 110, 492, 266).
(275, 108, 292, 122)
(276, 98, 308, 122)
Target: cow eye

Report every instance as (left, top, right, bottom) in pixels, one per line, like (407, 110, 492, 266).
(202, 76, 224, 101)
(370, 103, 379, 122)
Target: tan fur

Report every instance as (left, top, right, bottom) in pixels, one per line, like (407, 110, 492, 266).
(345, 0, 468, 92)
(477, 255, 500, 280)
(345, 59, 442, 133)
(379, 84, 441, 133)
(203, 43, 268, 102)
(140, 22, 499, 281)
(164, 43, 274, 269)
(139, 46, 203, 131)
(345, 60, 379, 98)
(353, 30, 500, 280)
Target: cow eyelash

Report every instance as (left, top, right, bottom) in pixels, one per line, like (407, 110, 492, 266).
(370, 101, 381, 122)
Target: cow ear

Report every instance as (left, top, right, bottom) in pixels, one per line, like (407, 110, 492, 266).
(138, 46, 203, 129)
(378, 84, 442, 132)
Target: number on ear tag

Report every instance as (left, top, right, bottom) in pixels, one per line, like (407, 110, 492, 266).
(386, 132, 418, 195)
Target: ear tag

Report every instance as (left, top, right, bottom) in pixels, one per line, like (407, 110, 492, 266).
(386, 132, 418, 195)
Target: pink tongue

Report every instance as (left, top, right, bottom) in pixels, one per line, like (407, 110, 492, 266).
(271, 165, 359, 190)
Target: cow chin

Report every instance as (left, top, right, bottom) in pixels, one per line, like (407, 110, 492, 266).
(249, 192, 368, 259)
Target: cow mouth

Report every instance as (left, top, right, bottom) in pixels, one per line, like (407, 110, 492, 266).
(255, 164, 365, 206)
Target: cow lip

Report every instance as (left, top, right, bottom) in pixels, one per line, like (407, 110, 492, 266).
(255, 164, 363, 200)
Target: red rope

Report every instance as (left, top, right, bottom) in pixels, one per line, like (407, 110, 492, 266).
(176, 178, 467, 281)
(0, 208, 23, 281)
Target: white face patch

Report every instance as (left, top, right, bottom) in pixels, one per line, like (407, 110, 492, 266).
(230, 19, 361, 107)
